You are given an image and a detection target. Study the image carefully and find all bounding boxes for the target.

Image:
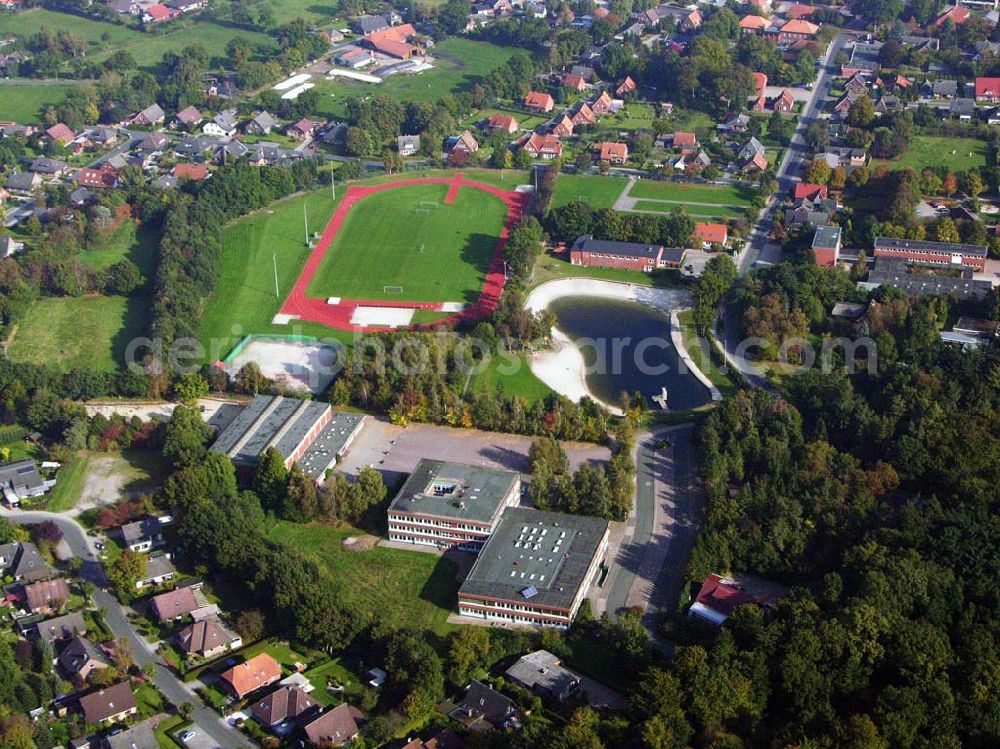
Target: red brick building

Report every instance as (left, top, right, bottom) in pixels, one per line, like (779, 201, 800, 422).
(569, 235, 685, 272)
(873, 237, 987, 272)
(812, 225, 842, 267)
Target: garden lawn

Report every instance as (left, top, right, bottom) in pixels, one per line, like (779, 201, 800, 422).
(628, 180, 755, 205)
(302, 658, 363, 706)
(1, 8, 275, 70)
(311, 38, 520, 119)
(551, 174, 630, 209)
(41, 456, 89, 513)
(874, 134, 987, 172)
(267, 521, 459, 636)
(0, 82, 83, 124)
(79, 222, 159, 280)
(7, 294, 148, 372)
(632, 200, 745, 220)
(467, 352, 553, 404)
(306, 183, 508, 304)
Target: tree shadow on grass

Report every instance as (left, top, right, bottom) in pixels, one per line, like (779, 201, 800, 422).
(110, 293, 153, 373)
(459, 232, 502, 305)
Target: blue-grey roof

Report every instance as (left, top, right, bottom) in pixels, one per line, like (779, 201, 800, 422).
(388, 459, 519, 524)
(812, 225, 842, 250)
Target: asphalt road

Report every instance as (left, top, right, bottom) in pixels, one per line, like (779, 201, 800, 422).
(3, 511, 250, 749)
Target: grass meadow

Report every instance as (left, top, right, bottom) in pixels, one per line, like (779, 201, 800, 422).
(874, 134, 987, 172)
(0, 81, 84, 123)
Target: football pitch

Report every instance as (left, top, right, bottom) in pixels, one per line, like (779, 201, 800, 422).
(305, 183, 509, 304)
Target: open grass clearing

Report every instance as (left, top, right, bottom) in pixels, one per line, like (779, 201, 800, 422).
(551, 174, 629, 209)
(311, 38, 519, 119)
(267, 521, 459, 636)
(0, 81, 84, 124)
(6, 294, 149, 372)
(874, 134, 987, 172)
(466, 351, 553, 404)
(631, 200, 745, 220)
(79, 221, 159, 280)
(306, 182, 507, 304)
(628, 180, 755, 205)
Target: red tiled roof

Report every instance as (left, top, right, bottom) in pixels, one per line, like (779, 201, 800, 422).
(596, 141, 628, 161)
(251, 685, 318, 726)
(673, 131, 697, 147)
(780, 19, 819, 35)
(524, 91, 554, 110)
(45, 123, 75, 144)
(79, 682, 136, 724)
(25, 578, 69, 611)
(694, 222, 728, 245)
(975, 77, 1000, 98)
(146, 3, 170, 19)
(616, 76, 636, 95)
(523, 132, 561, 156)
(794, 183, 827, 200)
(562, 73, 586, 90)
(739, 14, 769, 30)
(302, 703, 363, 746)
(487, 113, 518, 131)
(694, 574, 756, 618)
(150, 587, 198, 621)
(934, 5, 969, 26)
(173, 163, 208, 181)
(752, 71, 768, 95)
(785, 3, 816, 19)
(220, 653, 282, 699)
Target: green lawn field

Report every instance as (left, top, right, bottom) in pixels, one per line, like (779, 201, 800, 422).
(632, 200, 745, 220)
(628, 180, 755, 205)
(7, 294, 148, 372)
(267, 521, 459, 636)
(311, 38, 519, 119)
(0, 81, 84, 123)
(874, 134, 987, 172)
(552, 174, 630, 209)
(2, 8, 274, 70)
(306, 183, 508, 304)
(79, 221, 159, 280)
(467, 352, 553, 403)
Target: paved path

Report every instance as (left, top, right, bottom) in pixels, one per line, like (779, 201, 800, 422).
(3, 511, 251, 749)
(596, 425, 700, 646)
(612, 178, 745, 217)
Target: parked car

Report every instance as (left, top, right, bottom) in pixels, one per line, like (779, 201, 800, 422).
(179, 731, 196, 744)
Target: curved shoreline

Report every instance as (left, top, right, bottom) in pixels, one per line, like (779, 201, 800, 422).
(524, 278, 721, 412)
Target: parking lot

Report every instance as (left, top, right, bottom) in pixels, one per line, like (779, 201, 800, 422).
(339, 417, 611, 487)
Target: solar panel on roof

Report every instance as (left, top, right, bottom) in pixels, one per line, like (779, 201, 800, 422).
(521, 586, 538, 599)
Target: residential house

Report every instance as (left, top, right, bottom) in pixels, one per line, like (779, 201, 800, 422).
(521, 132, 562, 159)
(217, 138, 249, 163)
(29, 157, 70, 176)
(926, 79, 958, 99)
(130, 104, 165, 126)
(561, 73, 587, 92)
(672, 131, 698, 150)
(115, 518, 164, 552)
(302, 703, 363, 747)
(171, 105, 202, 130)
(901, 35, 939, 52)
(150, 586, 198, 621)
(108, 0, 141, 14)
(737, 136, 765, 162)
(591, 90, 614, 115)
(251, 685, 319, 731)
(875, 94, 902, 115)
(397, 135, 420, 155)
(286, 118, 317, 140)
(45, 123, 75, 146)
(0, 235, 24, 258)
(739, 14, 769, 33)
(616, 76, 636, 96)
(105, 722, 158, 749)
(136, 554, 175, 589)
(569, 102, 596, 127)
(220, 653, 282, 699)
(447, 130, 479, 155)
(1, 541, 52, 582)
(523, 91, 554, 113)
(353, 14, 389, 35)
(58, 636, 110, 682)
(164, 0, 203, 12)
(551, 115, 574, 137)
(203, 109, 238, 138)
(842, 41, 882, 77)
(776, 19, 819, 44)
(595, 141, 628, 165)
(975, 76, 1000, 102)
(753, 89, 794, 113)
(752, 71, 768, 97)
(77, 164, 118, 189)
(34, 611, 87, 644)
(5, 172, 41, 194)
(363, 24, 423, 60)
(688, 573, 783, 626)
(794, 183, 828, 201)
(742, 151, 769, 173)
(833, 89, 864, 118)
(143, 4, 178, 23)
(25, 578, 69, 615)
(933, 4, 970, 27)
(486, 114, 518, 133)
(136, 132, 170, 154)
(951, 97, 976, 122)
(400, 731, 462, 749)
(718, 113, 750, 133)
(693, 222, 728, 248)
(177, 618, 239, 659)
(79, 683, 137, 726)
(505, 651, 580, 702)
(245, 111, 279, 136)
(449, 680, 520, 731)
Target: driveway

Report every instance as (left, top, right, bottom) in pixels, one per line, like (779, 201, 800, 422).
(2, 511, 251, 749)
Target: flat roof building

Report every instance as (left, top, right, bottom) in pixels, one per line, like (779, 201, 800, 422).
(873, 236, 987, 271)
(387, 460, 520, 551)
(505, 650, 580, 701)
(210, 395, 364, 481)
(458, 507, 609, 628)
(812, 225, 842, 267)
(863, 257, 992, 299)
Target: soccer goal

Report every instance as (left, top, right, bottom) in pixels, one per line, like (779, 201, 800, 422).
(383, 285, 404, 295)
(415, 207, 430, 215)
(419, 201, 439, 209)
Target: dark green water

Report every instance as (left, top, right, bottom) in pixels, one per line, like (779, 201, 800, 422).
(548, 296, 710, 411)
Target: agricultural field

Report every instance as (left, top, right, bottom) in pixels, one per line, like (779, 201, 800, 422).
(0, 81, 84, 124)
(306, 183, 508, 304)
(6, 294, 149, 372)
(267, 521, 459, 636)
(552, 174, 629, 209)
(874, 134, 987, 172)
(627, 179, 755, 205)
(311, 38, 520, 119)
(2, 8, 275, 70)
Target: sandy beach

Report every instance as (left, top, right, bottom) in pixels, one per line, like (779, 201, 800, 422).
(524, 278, 720, 411)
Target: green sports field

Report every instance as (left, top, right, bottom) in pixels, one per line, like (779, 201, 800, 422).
(306, 183, 508, 304)
(552, 174, 630, 209)
(632, 199, 745, 220)
(628, 180, 755, 205)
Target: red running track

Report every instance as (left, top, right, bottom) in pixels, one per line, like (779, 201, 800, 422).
(279, 173, 527, 332)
